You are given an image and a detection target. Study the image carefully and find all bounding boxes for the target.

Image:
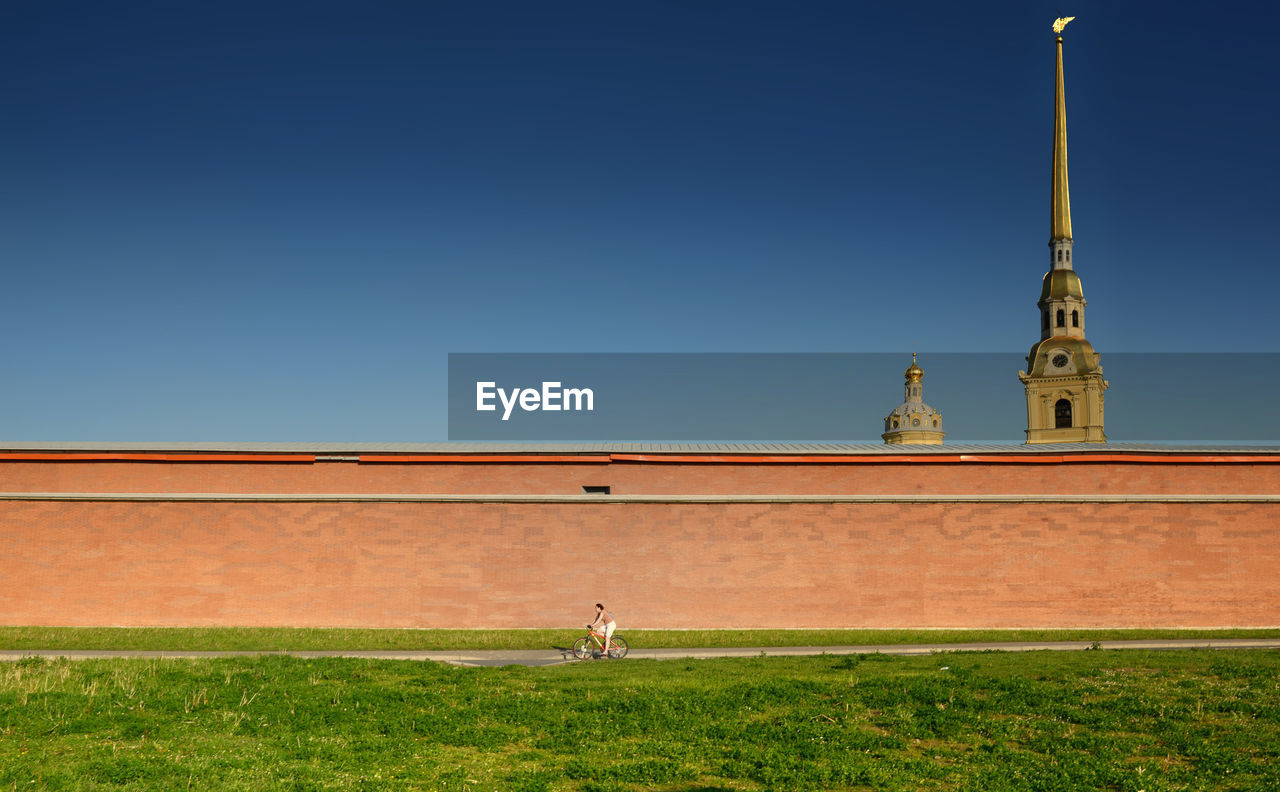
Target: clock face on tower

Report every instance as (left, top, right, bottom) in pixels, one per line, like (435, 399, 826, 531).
(1044, 348, 1075, 374)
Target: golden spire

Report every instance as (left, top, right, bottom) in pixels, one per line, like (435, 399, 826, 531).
(1050, 23, 1073, 241)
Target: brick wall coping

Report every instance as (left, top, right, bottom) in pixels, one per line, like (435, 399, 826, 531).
(3, 441, 1280, 457)
(3, 492, 1278, 504)
(4, 451, 1280, 465)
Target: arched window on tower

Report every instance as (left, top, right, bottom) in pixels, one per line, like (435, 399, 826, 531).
(1072, 310, 1079, 327)
(1066, 250, 1071, 262)
(1056, 309, 1065, 327)
(1042, 311, 1049, 330)
(1054, 398, 1072, 429)
(1057, 249, 1063, 263)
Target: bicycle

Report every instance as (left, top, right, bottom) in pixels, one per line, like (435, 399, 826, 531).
(573, 626, 629, 660)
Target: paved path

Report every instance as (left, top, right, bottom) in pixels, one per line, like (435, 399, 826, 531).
(1, 638, 1277, 667)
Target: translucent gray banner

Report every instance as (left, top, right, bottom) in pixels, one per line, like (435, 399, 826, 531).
(447, 353, 1280, 443)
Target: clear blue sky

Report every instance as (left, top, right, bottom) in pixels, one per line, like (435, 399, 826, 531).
(2, 2, 1276, 441)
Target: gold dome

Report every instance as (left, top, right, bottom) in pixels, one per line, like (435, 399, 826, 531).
(904, 353, 923, 383)
(1039, 268, 1084, 302)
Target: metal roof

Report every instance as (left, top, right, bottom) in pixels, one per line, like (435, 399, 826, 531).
(2, 441, 1279, 456)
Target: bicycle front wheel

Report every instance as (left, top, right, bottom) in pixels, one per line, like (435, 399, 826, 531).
(572, 636, 591, 660)
(607, 636, 628, 659)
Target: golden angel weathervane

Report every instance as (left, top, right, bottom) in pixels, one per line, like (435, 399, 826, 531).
(1052, 16, 1076, 34)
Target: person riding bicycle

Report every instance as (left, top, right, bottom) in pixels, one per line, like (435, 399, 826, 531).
(586, 603, 616, 656)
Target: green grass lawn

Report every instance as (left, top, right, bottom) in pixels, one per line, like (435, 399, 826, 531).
(2, 626, 1279, 652)
(2, 650, 1277, 791)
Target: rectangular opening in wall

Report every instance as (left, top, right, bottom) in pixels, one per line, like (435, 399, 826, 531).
(582, 485, 611, 495)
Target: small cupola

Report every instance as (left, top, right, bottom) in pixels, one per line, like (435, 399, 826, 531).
(882, 353, 945, 445)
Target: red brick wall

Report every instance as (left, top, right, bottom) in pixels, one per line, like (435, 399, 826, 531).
(2, 456, 1278, 628)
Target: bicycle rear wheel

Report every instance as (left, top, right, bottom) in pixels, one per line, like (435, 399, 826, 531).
(572, 636, 592, 660)
(607, 636, 628, 659)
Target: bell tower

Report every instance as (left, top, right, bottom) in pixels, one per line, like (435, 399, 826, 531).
(1018, 18, 1108, 444)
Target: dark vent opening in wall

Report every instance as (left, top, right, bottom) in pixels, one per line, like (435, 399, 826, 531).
(582, 485, 611, 495)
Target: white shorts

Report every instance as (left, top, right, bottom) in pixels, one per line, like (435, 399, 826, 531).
(602, 622, 616, 642)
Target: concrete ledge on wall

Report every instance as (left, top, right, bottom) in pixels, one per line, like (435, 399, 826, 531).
(2, 492, 1279, 504)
